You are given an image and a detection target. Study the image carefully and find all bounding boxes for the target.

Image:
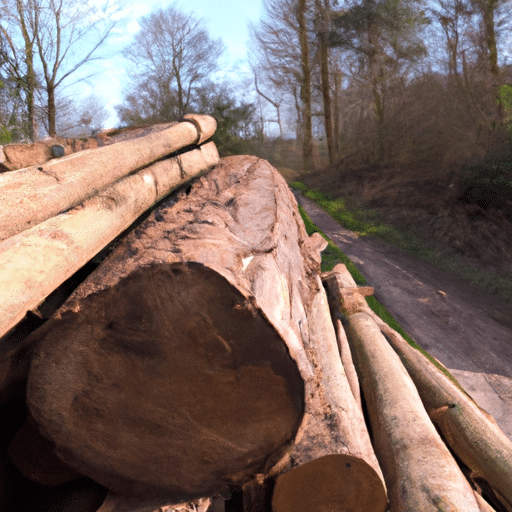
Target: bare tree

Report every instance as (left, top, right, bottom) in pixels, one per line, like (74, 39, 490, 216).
(470, 0, 511, 126)
(39, 93, 109, 137)
(430, 0, 475, 79)
(1, 0, 118, 137)
(315, 0, 336, 165)
(250, 0, 316, 172)
(0, 0, 38, 140)
(253, 70, 284, 138)
(298, 0, 314, 172)
(121, 4, 224, 122)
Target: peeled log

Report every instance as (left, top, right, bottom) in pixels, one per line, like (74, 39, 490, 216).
(368, 311, 512, 510)
(0, 114, 216, 241)
(0, 141, 219, 341)
(322, 265, 363, 409)
(326, 264, 512, 509)
(345, 312, 482, 512)
(24, 156, 328, 508)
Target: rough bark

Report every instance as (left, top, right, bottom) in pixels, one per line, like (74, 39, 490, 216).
(47, 83, 57, 138)
(268, 270, 386, 510)
(345, 312, 483, 512)
(0, 114, 216, 241)
(23, 156, 327, 510)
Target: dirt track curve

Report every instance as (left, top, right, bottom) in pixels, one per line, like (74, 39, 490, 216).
(296, 194, 512, 439)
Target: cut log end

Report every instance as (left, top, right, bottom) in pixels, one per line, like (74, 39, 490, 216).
(27, 261, 304, 502)
(271, 454, 388, 512)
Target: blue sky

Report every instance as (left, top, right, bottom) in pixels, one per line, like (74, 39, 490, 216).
(77, 0, 263, 128)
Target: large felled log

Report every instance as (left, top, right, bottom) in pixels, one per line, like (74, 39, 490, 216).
(25, 156, 386, 512)
(326, 263, 512, 510)
(345, 312, 483, 512)
(0, 114, 216, 241)
(0, 141, 219, 342)
(23, 156, 312, 509)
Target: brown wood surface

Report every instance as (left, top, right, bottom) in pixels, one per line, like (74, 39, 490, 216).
(325, 263, 512, 510)
(24, 155, 324, 509)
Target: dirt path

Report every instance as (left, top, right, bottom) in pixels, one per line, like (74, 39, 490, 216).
(297, 194, 512, 438)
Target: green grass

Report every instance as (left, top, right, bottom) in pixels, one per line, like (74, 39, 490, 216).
(297, 203, 468, 392)
(292, 181, 512, 302)
(298, 204, 365, 281)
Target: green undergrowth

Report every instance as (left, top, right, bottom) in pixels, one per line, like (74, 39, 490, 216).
(298, 203, 467, 392)
(292, 181, 512, 302)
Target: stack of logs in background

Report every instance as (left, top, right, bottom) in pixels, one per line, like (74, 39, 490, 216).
(0, 114, 511, 512)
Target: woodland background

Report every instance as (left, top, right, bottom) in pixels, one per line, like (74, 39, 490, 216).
(1, 0, 512, 276)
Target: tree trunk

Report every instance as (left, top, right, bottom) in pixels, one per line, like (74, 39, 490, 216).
(21, 156, 308, 509)
(315, 0, 335, 166)
(16, 0, 36, 141)
(0, 142, 219, 361)
(22, 156, 386, 512)
(297, 0, 314, 173)
(47, 83, 57, 138)
(367, 25, 385, 161)
(333, 63, 341, 158)
(345, 312, 484, 512)
(0, 114, 217, 242)
(479, 0, 503, 127)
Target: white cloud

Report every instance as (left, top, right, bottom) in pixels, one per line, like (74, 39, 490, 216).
(127, 21, 140, 33)
(110, 4, 150, 21)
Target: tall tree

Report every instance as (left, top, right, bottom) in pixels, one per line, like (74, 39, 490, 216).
(470, 0, 511, 126)
(250, 0, 303, 138)
(250, 0, 316, 172)
(121, 4, 224, 122)
(0, 0, 38, 140)
(430, 0, 474, 79)
(298, 0, 314, 172)
(0, 0, 117, 137)
(315, 0, 336, 165)
(331, 0, 427, 160)
(253, 70, 284, 138)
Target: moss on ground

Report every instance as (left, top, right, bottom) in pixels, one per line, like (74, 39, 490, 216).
(292, 181, 512, 302)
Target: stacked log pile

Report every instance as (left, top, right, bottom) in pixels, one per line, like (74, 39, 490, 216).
(0, 123, 511, 512)
(0, 122, 178, 172)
